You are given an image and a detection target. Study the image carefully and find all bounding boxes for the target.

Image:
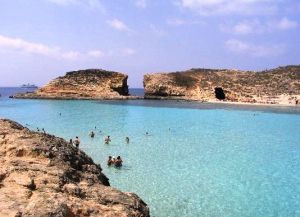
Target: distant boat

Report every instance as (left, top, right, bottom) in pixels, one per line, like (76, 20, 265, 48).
(20, 84, 38, 88)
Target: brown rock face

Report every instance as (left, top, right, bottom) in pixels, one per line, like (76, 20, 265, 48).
(144, 65, 300, 105)
(0, 119, 149, 217)
(14, 69, 132, 100)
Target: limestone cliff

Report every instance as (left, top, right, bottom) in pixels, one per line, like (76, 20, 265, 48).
(0, 119, 149, 217)
(14, 69, 136, 100)
(144, 65, 300, 105)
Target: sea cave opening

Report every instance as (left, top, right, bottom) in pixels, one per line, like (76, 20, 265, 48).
(215, 87, 225, 100)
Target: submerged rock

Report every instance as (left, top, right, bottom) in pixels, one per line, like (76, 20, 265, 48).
(0, 119, 149, 217)
(144, 65, 300, 105)
(13, 69, 140, 100)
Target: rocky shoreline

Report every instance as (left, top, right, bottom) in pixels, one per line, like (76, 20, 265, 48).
(0, 119, 149, 217)
(143, 95, 300, 107)
(143, 65, 300, 106)
(13, 69, 134, 100)
(11, 65, 300, 106)
(12, 93, 143, 100)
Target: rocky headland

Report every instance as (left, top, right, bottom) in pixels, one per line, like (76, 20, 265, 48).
(0, 119, 149, 217)
(144, 65, 300, 105)
(13, 69, 140, 100)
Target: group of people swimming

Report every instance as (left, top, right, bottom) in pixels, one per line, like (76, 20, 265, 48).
(89, 131, 130, 145)
(70, 133, 130, 148)
(69, 135, 124, 167)
(107, 156, 123, 167)
(105, 135, 130, 144)
(69, 127, 154, 168)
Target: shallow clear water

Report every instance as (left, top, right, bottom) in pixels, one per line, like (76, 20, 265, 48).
(1, 88, 300, 217)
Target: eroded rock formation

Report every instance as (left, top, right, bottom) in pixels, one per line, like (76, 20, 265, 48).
(13, 69, 138, 100)
(144, 65, 300, 105)
(0, 119, 149, 217)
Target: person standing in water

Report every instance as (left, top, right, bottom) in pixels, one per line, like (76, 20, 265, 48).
(125, 137, 130, 143)
(107, 156, 114, 166)
(115, 156, 123, 167)
(105, 135, 111, 144)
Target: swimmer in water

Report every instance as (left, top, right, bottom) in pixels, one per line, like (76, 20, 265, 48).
(105, 135, 111, 144)
(107, 156, 114, 166)
(114, 156, 123, 167)
(90, 131, 95, 138)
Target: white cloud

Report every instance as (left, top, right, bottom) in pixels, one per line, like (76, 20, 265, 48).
(221, 17, 298, 35)
(87, 50, 104, 58)
(166, 18, 204, 26)
(107, 19, 131, 32)
(46, 0, 105, 11)
(178, 0, 278, 16)
(221, 20, 264, 35)
(135, 0, 147, 8)
(225, 39, 284, 57)
(61, 51, 80, 60)
(47, 0, 76, 5)
(276, 17, 298, 30)
(122, 48, 136, 56)
(0, 35, 59, 57)
(232, 22, 254, 34)
(167, 18, 187, 26)
(0, 35, 105, 60)
(150, 24, 167, 37)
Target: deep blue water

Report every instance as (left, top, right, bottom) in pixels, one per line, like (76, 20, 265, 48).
(0, 88, 299, 217)
(130, 88, 144, 96)
(0, 87, 37, 98)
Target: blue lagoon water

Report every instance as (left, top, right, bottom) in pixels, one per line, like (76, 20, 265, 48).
(0, 88, 300, 217)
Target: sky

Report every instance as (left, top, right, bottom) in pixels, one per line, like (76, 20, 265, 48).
(0, 0, 299, 87)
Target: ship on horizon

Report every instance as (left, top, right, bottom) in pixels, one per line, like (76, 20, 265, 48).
(20, 84, 38, 88)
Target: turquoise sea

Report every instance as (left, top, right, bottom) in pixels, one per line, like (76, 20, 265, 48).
(1, 88, 300, 217)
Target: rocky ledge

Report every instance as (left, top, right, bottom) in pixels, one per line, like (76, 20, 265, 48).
(13, 69, 140, 100)
(144, 65, 300, 105)
(0, 119, 149, 217)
